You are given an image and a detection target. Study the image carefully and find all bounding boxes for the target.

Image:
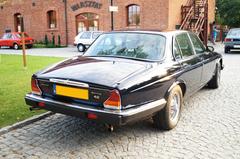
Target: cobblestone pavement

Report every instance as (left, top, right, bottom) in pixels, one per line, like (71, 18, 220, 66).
(0, 45, 240, 159)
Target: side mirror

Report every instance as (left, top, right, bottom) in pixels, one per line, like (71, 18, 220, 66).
(207, 46, 214, 52)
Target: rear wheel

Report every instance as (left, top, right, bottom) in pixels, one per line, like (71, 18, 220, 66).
(207, 63, 221, 89)
(77, 44, 86, 52)
(153, 85, 183, 130)
(27, 44, 33, 49)
(13, 43, 19, 50)
(224, 47, 230, 53)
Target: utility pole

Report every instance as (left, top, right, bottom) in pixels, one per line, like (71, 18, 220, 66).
(64, 0, 69, 46)
(20, 16, 27, 68)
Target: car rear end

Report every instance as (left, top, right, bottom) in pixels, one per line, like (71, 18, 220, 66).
(25, 76, 166, 126)
(224, 28, 240, 53)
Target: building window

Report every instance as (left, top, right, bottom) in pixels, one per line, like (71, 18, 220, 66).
(47, 10, 57, 29)
(14, 13, 23, 32)
(127, 4, 140, 26)
(76, 13, 99, 33)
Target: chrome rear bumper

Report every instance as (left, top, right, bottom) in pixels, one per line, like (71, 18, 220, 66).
(25, 93, 166, 125)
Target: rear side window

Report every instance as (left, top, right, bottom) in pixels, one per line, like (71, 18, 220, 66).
(189, 33, 205, 54)
(80, 32, 91, 39)
(15, 33, 29, 38)
(176, 33, 194, 58)
(173, 39, 182, 59)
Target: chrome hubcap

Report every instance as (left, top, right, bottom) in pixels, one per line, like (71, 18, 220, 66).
(78, 45, 83, 51)
(170, 93, 180, 121)
(14, 44, 18, 49)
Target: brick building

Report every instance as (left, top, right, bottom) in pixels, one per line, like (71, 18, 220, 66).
(0, 0, 216, 45)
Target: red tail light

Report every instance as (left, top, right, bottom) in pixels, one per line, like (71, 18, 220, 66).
(31, 77, 41, 95)
(104, 90, 121, 110)
(87, 113, 98, 120)
(38, 102, 45, 107)
(225, 38, 232, 42)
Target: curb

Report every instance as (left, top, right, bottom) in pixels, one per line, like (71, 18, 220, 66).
(0, 112, 55, 136)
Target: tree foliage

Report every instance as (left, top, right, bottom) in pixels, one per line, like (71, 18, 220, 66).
(217, 0, 240, 27)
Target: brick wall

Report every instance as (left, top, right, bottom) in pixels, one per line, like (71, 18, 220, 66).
(0, 0, 66, 45)
(0, 0, 215, 45)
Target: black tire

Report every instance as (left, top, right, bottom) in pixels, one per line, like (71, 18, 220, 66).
(77, 44, 86, 52)
(224, 47, 230, 53)
(27, 44, 33, 49)
(153, 85, 183, 130)
(207, 63, 221, 89)
(13, 43, 19, 50)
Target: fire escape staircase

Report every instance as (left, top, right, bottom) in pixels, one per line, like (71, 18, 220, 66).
(180, 0, 208, 45)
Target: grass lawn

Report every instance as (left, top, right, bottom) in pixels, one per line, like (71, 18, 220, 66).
(0, 54, 64, 128)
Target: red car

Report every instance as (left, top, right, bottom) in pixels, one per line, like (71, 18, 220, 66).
(0, 32, 34, 50)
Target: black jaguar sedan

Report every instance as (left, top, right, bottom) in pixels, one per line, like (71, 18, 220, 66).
(25, 31, 224, 130)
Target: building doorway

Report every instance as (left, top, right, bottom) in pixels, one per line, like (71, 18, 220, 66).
(76, 13, 99, 33)
(14, 13, 23, 32)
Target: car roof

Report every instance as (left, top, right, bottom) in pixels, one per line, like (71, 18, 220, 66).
(79, 31, 104, 33)
(229, 28, 240, 31)
(4, 32, 27, 35)
(107, 30, 189, 37)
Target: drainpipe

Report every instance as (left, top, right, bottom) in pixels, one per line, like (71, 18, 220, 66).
(110, 0, 114, 31)
(64, 0, 69, 45)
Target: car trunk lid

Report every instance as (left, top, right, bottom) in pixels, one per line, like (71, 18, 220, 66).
(37, 56, 149, 87)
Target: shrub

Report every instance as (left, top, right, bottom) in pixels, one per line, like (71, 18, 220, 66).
(44, 35, 49, 45)
(52, 35, 55, 46)
(58, 35, 61, 46)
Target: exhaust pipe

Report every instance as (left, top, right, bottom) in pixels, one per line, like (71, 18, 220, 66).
(29, 106, 41, 111)
(105, 124, 114, 132)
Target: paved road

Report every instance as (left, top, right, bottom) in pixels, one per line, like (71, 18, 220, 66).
(0, 44, 240, 159)
(0, 46, 80, 58)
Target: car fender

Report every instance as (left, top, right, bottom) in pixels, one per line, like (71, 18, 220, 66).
(12, 41, 19, 46)
(165, 80, 186, 100)
(218, 58, 224, 70)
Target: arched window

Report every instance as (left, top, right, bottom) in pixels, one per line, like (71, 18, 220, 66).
(14, 13, 23, 32)
(127, 4, 140, 26)
(76, 13, 99, 32)
(47, 10, 57, 29)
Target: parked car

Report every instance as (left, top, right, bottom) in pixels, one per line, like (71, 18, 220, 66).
(25, 31, 223, 131)
(0, 32, 34, 50)
(74, 31, 103, 52)
(224, 28, 240, 53)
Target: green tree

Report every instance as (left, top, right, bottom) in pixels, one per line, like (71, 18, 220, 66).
(217, 0, 240, 27)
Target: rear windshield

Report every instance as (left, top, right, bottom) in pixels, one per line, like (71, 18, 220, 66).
(227, 29, 240, 37)
(84, 33, 166, 61)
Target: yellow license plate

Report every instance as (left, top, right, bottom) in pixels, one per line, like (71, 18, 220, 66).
(55, 85, 89, 100)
